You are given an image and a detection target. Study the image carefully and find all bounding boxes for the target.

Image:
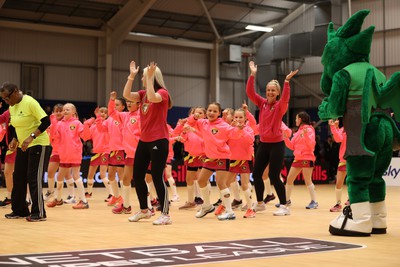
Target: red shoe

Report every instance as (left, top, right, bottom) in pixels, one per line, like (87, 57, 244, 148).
(112, 203, 132, 214)
(72, 200, 89, 209)
(47, 199, 63, 208)
(104, 194, 113, 202)
(214, 205, 225, 216)
(243, 208, 256, 218)
(107, 195, 123, 206)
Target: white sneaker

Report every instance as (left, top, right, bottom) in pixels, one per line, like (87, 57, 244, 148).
(273, 205, 290, 216)
(254, 203, 266, 212)
(64, 195, 76, 204)
(195, 205, 215, 218)
(241, 204, 249, 211)
(43, 190, 54, 201)
(153, 214, 172, 225)
(171, 195, 180, 202)
(128, 210, 152, 222)
(217, 211, 236, 221)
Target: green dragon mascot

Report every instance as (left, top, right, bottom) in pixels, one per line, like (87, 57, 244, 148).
(318, 9, 400, 236)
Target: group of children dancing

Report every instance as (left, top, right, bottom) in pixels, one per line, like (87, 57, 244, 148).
(1, 60, 348, 225)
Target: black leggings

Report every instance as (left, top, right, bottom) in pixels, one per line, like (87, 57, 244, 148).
(253, 141, 287, 204)
(133, 139, 169, 213)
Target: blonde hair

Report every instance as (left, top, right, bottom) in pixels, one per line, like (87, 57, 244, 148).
(266, 80, 282, 100)
(64, 103, 79, 118)
(143, 64, 173, 109)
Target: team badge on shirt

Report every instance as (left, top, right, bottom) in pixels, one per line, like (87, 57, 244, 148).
(211, 128, 219, 135)
(142, 103, 150, 114)
(130, 118, 137, 124)
(70, 125, 76, 130)
(114, 120, 119, 125)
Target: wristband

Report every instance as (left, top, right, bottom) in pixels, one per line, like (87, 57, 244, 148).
(127, 76, 134, 81)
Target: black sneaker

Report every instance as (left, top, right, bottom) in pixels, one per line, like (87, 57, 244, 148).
(213, 198, 222, 207)
(231, 199, 243, 209)
(263, 193, 276, 204)
(5, 212, 26, 219)
(26, 215, 47, 222)
(194, 197, 204, 205)
(0, 197, 11, 207)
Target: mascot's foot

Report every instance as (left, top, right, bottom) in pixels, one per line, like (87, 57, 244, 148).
(329, 202, 372, 237)
(371, 201, 387, 234)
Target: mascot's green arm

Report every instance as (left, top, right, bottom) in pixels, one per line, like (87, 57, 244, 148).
(376, 71, 400, 123)
(318, 69, 350, 121)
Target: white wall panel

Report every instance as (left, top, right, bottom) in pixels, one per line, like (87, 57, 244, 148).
(44, 66, 96, 102)
(0, 28, 97, 66)
(385, 0, 400, 29)
(385, 30, 400, 66)
(370, 32, 384, 67)
(138, 43, 209, 78)
(0, 62, 20, 86)
(166, 76, 208, 108)
(352, 0, 383, 31)
(112, 42, 140, 71)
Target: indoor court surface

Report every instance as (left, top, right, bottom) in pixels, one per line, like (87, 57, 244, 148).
(1, 184, 399, 266)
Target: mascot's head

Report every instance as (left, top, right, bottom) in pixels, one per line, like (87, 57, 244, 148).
(320, 9, 374, 95)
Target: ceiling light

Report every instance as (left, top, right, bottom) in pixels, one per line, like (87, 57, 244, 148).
(245, 25, 273, 32)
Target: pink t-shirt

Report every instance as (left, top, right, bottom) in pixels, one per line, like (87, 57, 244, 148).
(330, 125, 347, 163)
(138, 89, 170, 142)
(284, 124, 316, 161)
(53, 117, 84, 164)
(82, 117, 110, 154)
(188, 116, 243, 159)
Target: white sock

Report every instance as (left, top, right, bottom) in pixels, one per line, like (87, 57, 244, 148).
(66, 178, 75, 197)
(243, 188, 253, 209)
(200, 186, 211, 207)
(56, 180, 63, 200)
(122, 185, 131, 208)
(335, 187, 342, 204)
(194, 180, 201, 197)
(167, 176, 178, 196)
(230, 180, 241, 201)
(110, 179, 120, 198)
(263, 179, 273, 195)
(86, 178, 94, 194)
(101, 177, 113, 195)
(307, 184, 317, 201)
(187, 185, 195, 203)
(48, 177, 55, 193)
(75, 178, 87, 203)
(220, 188, 232, 212)
(286, 184, 294, 202)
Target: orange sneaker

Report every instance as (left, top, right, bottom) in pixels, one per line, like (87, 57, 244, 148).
(243, 208, 256, 218)
(214, 205, 225, 216)
(107, 195, 123, 206)
(46, 199, 63, 208)
(72, 200, 89, 209)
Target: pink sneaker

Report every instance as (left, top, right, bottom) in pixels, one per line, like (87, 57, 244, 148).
(243, 208, 256, 218)
(107, 196, 123, 206)
(330, 203, 342, 212)
(112, 203, 132, 214)
(214, 205, 225, 216)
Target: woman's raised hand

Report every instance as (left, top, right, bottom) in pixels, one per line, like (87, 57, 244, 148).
(129, 61, 140, 77)
(285, 69, 299, 81)
(249, 61, 257, 76)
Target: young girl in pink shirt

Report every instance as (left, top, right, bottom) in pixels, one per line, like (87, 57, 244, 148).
(284, 111, 317, 210)
(49, 103, 89, 209)
(81, 107, 113, 200)
(223, 108, 255, 218)
(44, 104, 63, 202)
(188, 102, 244, 220)
(108, 92, 141, 214)
(329, 119, 347, 212)
(96, 94, 127, 206)
(176, 107, 206, 209)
